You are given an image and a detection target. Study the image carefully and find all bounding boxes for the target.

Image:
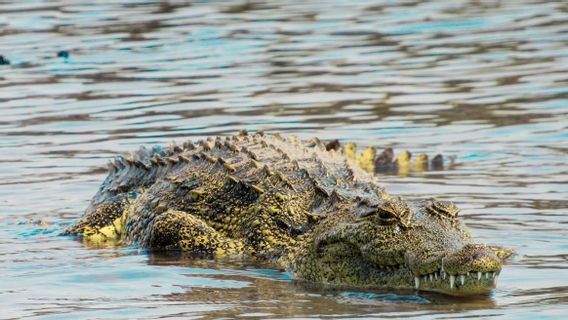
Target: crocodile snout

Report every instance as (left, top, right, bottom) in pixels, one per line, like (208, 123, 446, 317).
(409, 243, 502, 295)
(442, 244, 502, 275)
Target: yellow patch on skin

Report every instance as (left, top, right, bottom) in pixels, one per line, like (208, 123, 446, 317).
(87, 233, 106, 243)
(82, 225, 111, 245)
(76, 200, 134, 248)
(82, 225, 96, 238)
(99, 225, 118, 239)
(412, 153, 428, 172)
(357, 146, 376, 173)
(396, 151, 411, 165)
(342, 143, 356, 161)
(396, 151, 411, 176)
(189, 189, 205, 200)
(112, 217, 122, 232)
(251, 184, 265, 194)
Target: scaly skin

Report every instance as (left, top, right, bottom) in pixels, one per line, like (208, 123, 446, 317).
(64, 131, 512, 296)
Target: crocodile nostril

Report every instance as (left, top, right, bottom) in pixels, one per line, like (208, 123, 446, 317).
(443, 245, 502, 275)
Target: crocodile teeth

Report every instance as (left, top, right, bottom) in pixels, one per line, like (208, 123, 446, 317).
(449, 275, 455, 289)
(485, 272, 490, 279)
(434, 272, 438, 280)
(414, 277, 420, 289)
(493, 275, 499, 285)
(460, 275, 465, 285)
(477, 271, 482, 280)
(442, 271, 446, 279)
(429, 274, 433, 282)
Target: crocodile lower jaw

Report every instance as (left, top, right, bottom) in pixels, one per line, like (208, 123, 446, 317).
(413, 268, 500, 295)
(371, 263, 500, 295)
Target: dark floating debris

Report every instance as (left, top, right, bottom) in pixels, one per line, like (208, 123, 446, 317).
(0, 55, 10, 65)
(57, 50, 69, 58)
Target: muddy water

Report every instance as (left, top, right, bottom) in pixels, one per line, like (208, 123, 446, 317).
(0, 0, 567, 319)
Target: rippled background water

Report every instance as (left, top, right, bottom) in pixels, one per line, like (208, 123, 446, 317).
(0, 0, 567, 319)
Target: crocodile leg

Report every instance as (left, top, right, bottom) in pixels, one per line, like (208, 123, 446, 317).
(62, 194, 130, 245)
(148, 209, 243, 256)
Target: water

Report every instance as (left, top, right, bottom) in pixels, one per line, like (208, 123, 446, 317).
(0, 0, 567, 318)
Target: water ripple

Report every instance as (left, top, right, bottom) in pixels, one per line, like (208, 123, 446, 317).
(0, 0, 567, 318)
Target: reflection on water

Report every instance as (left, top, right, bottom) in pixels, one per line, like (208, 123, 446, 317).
(0, 0, 567, 318)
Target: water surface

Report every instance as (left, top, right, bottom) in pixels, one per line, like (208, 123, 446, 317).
(0, 0, 567, 319)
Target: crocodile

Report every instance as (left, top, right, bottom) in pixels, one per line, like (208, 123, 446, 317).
(64, 131, 512, 296)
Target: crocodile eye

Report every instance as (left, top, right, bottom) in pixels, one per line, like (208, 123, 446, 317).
(357, 208, 398, 225)
(427, 199, 460, 219)
(358, 199, 412, 227)
(377, 209, 399, 224)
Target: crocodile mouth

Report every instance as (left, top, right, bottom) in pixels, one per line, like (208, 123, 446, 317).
(400, 243, 503, 295)
(369, 262, 500, 295)
(412, 267, 500, 295)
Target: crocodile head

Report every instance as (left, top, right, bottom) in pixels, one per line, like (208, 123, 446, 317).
(291, 198, 512, 296)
